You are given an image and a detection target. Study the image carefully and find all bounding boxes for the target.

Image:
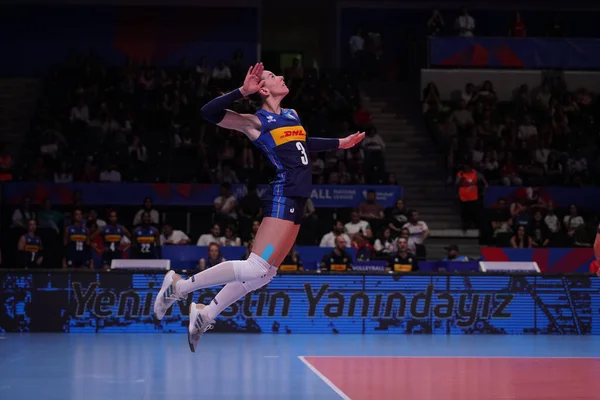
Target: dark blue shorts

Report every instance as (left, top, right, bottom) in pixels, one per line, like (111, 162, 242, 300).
(262, 195, 307, 225)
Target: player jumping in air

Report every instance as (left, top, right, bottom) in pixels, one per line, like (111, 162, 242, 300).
(153, 63, 365, 352)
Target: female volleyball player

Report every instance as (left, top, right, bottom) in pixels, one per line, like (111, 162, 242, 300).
(153, 63, 365, 352)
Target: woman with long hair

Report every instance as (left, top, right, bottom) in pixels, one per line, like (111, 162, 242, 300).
(154, 63, 364, 351)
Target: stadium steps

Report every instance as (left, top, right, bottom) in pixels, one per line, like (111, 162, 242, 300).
(360, 82, 460, 230)
(0, 78, 41, 158)
(360, 81, 480, 254)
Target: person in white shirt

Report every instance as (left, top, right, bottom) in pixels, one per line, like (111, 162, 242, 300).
(455, 8, 475, 37)
(517, 115, 538, 142)
(544, 206, 560, 233)
(374, 227, 396, 256)
(161, 223, 191, 245)
(99, 163, 122, 183)
(70, 100, 90, 124)
(349, 28, 365, 57)
(214, 183, 237, 221)
(197, 224, 224, 247)
(563, 204, 585, 233)
(344, 210, 372, 244)
(133, 197, 160, 226)
(403, 210, 430, 257)
(222, 225, 242, 247)
(320, 220, 352, 248)
(212, 60, 232, 80)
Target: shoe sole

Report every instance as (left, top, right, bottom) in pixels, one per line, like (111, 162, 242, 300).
(188, 302, 197, 353)
(153, 270, 175, 321)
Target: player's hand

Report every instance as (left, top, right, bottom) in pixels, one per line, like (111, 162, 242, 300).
(240, 63, 265, 97)
(339, 131, 365, 149)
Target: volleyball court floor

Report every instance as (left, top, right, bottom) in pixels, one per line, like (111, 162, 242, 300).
(1, 334, 599, 399)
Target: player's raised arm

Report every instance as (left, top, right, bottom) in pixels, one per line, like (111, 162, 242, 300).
(200, 63, 264, 138)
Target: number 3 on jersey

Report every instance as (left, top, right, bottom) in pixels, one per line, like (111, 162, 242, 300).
(296, 142, 308, 165)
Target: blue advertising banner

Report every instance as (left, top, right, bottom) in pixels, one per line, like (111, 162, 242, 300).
(429, 37, 600, 69)
(2, 183, 402, 208)
(484, 186, 600, 212)
(1, 272, 598, 334)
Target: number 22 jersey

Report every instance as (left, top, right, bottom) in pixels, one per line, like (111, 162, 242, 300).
(253, 109, 312, 198)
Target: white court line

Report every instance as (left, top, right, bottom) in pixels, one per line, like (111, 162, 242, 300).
(301, 355, 600, 359)
(298, 356, 351, 400)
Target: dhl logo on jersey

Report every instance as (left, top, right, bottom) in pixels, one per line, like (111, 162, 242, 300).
(136, 236, 155, 244)
(70, 234, 87, 242)
(24, 245, 40, 252)
(105, 234, 122, 242)
(270, 125, 306, 146)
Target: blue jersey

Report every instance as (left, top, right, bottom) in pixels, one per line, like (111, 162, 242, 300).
(23, 234, 41, 254)
(104, 225, 125, 253)
(253, 109, 312, 198)
(66, 224, 89, 254)
(134, 226, 158, 258)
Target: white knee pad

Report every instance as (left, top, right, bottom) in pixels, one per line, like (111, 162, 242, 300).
(233, 253, 270, 283)
(239, 261, 278, 293)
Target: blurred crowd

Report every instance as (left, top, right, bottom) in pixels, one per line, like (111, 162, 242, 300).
(422, 75, 600, 246)
(16, 50, 388, 185)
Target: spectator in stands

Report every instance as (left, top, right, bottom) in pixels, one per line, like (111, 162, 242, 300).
(133, 197, 159, 227)
(456, 163, 487, 230)
(563, 204, 585, 238)
(160, 223, 191, 246)
(88, 209, 106, 229)
(455, 7, 475, 37)
(442, 244, 469, 262)
(244, 219, 261, 246)
(53, 161, 73, 183)
(359, 190, 384, 221)
(427, 9, 445, 36)
(99, 162, 122, 183)
(222, 225, 241, 247)
(17, 219, 44, 268)
(374, 227, 396, 257)
(451, 99, 474, 133)
(128, 136, 148, 163)
(213, 183, 237, 225)
(403, 210, 430, 259)
(197, 224, 223, 247)
(353, 103, 372, 129)
(387, 237, 418, 272)
(362, 127, 385, 183)
(199, 242, 226, 271)
(320, 236, 352, 272)
(345, 209, 372, 245)
(216, 162, 240, 184)
(37, 198, 62, 234)
(509, 12, 527, 37)
(387, 199, 408, 237)
(422, 82, 442, 114)
(349, 27, 365, 61)
(29, 156, 48, 181)
(69, 98, 90, 126)
(212, 60, 232, 87)
(244, 239, 254, 260)
(529, 211, 550, 247)
(320, 220, 352, 248)
(511, 225, 533, 248)
(299, 198, 319, 245)
(11, 197, 35, 230)
(482, 151, 500, 182)
(517, 114, 538, 143)
(501, 153, 523, 186)
(489, 197, 513, 245)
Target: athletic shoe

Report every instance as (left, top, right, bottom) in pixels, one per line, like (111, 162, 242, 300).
(188, 302, 215, 353)
(153, 270, 184, 320)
